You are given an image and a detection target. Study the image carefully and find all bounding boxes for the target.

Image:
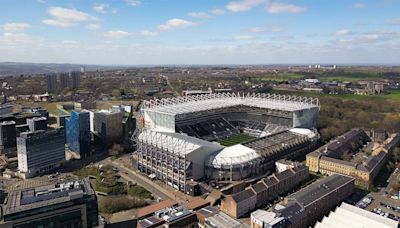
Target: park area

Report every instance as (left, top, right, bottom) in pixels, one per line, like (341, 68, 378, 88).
(73, 165, 153, 214)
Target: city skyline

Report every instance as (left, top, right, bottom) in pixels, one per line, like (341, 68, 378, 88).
(1, 0, 400, 65)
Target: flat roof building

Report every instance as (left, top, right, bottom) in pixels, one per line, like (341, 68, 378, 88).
(204, 211, 248, 228)
(94, 109, 123, 146)
(0, 178, 98, 228)
(27, 117, 47, 132)
(17, 128, 65, 179)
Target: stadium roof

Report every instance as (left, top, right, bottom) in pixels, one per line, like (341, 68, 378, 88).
(207, 144, 260, 168)
(138, 129, 223, 156)
(315, 202, 398, 228)
(142, 93, 319, 115)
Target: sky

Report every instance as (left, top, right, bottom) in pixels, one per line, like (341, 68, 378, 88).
(0, 0, 400, 65)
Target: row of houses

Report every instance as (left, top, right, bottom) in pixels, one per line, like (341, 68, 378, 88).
(220, 160, 309, 218)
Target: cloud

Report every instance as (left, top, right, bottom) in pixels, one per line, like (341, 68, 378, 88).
(333, 29, 352, 36)
(140, 30, 158, 36)
(43, 7, 98, 28)
(247, 27, 265, 33)
(226, 0, 265, 12)
(271, 35, 294, 40)
(353, 3, 366, 9)
(2, 23, 31, 32)
(126, 0, 141, 7)
(42, 19, 76, 28)
(234, 35, 256, 41)
(48, 7, 98, 22)
(87, 23, 101, 30)
(62, 40, 79, 45)
(158, 18, 196, 31)
(37, 0, 46, 3)
(210, 9, 226, 15)
(103, 30, 131, 38)
(0, 32, 44, 47)
(93, 3, 109, 14)
(188, 12, 212, 19)
(265, 2, 306, 14)
(385, 18, 400, 25)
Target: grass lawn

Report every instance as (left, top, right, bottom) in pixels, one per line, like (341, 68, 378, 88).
(218, 134, 256, 146)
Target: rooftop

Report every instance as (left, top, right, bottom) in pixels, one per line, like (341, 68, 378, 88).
(142, 93, 319, 116)
(138, 129, 223, 156)
(3, 179, 94, 215)
(287, 174, 354, 207)
(207, 144, 259, 168)
(251, 210, 285, 226)
(205, 211, 247, 228)
(231, 188, 255, 203)
(315, 202, 398, 228)
(196, 206, 219, 217)
(244, 130, 311, 157)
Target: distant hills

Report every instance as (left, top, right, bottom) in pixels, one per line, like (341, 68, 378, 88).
(0, 62, 125, 76)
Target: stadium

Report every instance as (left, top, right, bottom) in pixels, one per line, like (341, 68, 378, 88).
(135, 93, 320, 192)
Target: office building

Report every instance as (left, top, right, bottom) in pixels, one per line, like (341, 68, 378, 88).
(272, 174, 355, 228)
(66, 111, 91, 158)
(27, 117, 47, 132)
(315, 202, 398, 228)
(0, 121, 16, 153)
(59, 73, 69, 90)
(71, 71, 80, 89)
(94, 109, 123, 146)
(17, 128, 65, 179)
(0, 179, 98, 228)
(46, 74, 57, 92)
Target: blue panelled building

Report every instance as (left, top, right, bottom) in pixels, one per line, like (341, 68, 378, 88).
(66, 111, 91, 158)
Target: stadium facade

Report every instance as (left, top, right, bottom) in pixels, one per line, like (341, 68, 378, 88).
(135, 93, 320, 192)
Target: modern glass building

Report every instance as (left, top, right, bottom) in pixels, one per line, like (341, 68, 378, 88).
(0, 121, 16, 153)
(66, 111, 91, 158)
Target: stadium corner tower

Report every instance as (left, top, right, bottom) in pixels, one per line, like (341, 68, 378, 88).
(135, 93, 320, 192)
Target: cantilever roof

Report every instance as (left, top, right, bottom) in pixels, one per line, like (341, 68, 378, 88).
(142, 93, 319, 115)
(138, 129, 223, 156)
